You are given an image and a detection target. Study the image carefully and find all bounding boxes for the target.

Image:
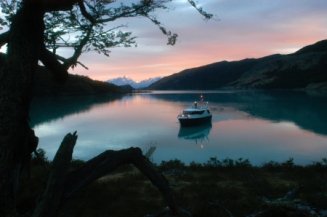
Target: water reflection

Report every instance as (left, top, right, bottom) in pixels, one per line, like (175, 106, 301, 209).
(30, 90, 327, 165)
(144, 90, 327, 136)
(178, 123, 212, 146)
(30, 94, 124, 127)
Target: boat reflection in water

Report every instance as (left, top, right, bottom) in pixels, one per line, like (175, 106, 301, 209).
(178, 123, 212, 148)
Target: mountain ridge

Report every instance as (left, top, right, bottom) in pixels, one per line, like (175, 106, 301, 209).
(108, 76, 161, 89)
(149, 39, 327, 91)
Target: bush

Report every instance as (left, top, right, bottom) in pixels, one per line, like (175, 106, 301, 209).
(31, 148, 49, 166)
(159, 159, 185, 171)
(204, 157, 252, 168)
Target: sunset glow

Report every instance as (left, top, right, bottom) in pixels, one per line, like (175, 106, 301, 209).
(66, 0, 327, 81)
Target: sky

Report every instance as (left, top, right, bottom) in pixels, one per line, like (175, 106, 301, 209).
(2, 0, 327, 82)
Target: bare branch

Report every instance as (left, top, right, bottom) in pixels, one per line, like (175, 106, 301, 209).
(145, 15, 178, 45)
(48, 52, 90, 70)
(42, 0, 95, 24)
(95, 3, 153, 24)
(53, 53, 68, 63)
(78, 1, 95, 24)
(63, 147, 179, 215)
(31, 132, 191, 217)
(32, 132, 78, 217)
(39, 45, 68, 82)
(63, 25, 93, 70)
(76, 61, 88, 70)
(187, 0, 213, 19)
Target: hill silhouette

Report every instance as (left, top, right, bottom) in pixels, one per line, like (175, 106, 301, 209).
(33, 67, 129, 97)
(149, 39, 327, 91)
(0, 53, 129, 96)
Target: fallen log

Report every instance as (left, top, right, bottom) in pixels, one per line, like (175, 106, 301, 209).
(32, 132, 188, 217)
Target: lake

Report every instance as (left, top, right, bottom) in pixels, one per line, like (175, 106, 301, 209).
(30, 90, 327, 165)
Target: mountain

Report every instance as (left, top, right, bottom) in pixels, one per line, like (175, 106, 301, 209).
(108, 76, 161, 89)
(108, 76, 136, 87)
(33, 67, 130, 97)
(0, 54, 129, 96)
(149, 39, 327, 91)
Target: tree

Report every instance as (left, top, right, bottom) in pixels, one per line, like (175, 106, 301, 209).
(0, 1, 211, 217)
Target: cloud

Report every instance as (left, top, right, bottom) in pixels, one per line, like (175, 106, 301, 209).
(70, 0, 327, 81)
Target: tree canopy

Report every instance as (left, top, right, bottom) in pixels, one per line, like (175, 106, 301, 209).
(0, 1, 212, 217)
(0, 0, 212, 71)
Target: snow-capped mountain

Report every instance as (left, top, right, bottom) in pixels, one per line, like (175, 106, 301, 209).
(107, 76, 161, 89)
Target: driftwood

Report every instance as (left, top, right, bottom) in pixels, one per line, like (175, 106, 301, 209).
(33, 132, 186, 217)
(32, 132, 78, 217)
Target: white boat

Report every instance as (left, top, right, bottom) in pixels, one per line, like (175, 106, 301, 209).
(177, 98, 212, 127)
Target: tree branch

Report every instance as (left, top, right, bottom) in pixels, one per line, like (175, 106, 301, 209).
(32, 132, 186, 217)
(95, 3, 151, 24)
(76, 61, 88, 70)
(42, 0, 79, 12)
(187, 0, 213, 19)
(0, 31, 9, 48)
(145, 15, 178, 45)
(39, 45, 68, 82)
(48, 53, 89, 70)
(63, 147, 179, 215)
(32, 132, 78, 217)
(53, 53, 68, 63)
(42, 0, 95, 24)
(64, 25, 93, 70)
(78, 1, 95, 24)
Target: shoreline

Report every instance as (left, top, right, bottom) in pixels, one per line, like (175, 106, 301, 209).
(21, 151, 327, 217)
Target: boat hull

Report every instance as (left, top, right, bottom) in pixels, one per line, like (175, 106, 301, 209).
(178, 115, 212, 127)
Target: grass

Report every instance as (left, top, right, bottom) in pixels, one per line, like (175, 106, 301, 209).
(17, 150, 327, 217)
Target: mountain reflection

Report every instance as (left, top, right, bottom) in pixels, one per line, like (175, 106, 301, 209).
(147, 90, 327, 136)
(32, 91, 327, 164)
(31, 91, 327, 138)
(30, 94, 124, 127)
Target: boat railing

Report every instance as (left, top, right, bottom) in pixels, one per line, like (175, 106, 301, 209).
(193, 101, 209, 109)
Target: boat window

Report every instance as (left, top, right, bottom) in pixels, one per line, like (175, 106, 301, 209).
(207, 110, 210, 114)
(183, 110, 205, 115)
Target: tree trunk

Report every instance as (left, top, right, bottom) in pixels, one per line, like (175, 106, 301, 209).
(32, 133, 181, 217)
(0, 2, 44, 216)
(0, 2, 187, 217)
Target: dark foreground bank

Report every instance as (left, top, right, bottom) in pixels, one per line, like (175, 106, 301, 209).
(19, 150, 327, 217)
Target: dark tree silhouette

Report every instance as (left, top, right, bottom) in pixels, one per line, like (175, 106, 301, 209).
(0, 1, 211, 217)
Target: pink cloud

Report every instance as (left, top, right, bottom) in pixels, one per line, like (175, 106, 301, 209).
(70, 0, 327, 81)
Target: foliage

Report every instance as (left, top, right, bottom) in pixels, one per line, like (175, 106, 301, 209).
(0, 0, 213, 69)
(311, 158, 327, 169)
(281, 158, 295, 168)
(19, 153, 327, 217)
(43, 5, 136, 58)
(32, 148, 49, 165)
(159, 159, 185, 171)
(0, 0, 20, 28)
(204, 156, 252, 168)
(0, 1, 214, 216)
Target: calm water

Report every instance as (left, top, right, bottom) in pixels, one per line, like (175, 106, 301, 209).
(31, 91, 327, 165)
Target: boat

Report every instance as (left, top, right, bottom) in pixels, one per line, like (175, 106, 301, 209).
(177, 97, 212, 127)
